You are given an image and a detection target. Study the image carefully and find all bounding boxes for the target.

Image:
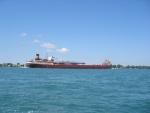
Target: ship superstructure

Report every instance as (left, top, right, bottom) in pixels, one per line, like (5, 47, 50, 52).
(26, 54, 112, 69)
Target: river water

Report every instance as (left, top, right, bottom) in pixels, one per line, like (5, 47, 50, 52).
(0, 68, 149, 113)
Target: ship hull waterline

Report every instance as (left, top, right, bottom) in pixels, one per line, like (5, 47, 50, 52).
(26, 63, 111, 69)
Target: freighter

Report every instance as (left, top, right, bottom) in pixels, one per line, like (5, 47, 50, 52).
(26, 54, 112, 69)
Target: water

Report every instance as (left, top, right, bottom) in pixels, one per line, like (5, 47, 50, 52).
(0, 68, 149, 113)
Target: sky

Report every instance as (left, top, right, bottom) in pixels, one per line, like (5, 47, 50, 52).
(0, 0, 150, 66)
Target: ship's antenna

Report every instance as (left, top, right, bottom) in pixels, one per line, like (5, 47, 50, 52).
(45, 52, 48, 59)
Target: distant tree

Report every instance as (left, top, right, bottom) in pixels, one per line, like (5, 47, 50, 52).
(131, 65, 135, 69)
(138, 65, 142, 69)
(117, 64, 124, 68)
(113, 64, 150, 69)
(126, 65, 130, 68)
(112, 65, 116, 68)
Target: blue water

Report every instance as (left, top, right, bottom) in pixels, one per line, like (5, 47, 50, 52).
(0, 68, 149, 113)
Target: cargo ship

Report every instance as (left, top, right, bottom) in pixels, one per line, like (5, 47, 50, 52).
(26, 54, 112, 69)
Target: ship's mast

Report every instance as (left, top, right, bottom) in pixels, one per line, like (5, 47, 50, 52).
(45, 53, 48, 59)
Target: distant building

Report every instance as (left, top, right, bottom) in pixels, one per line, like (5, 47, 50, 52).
(0, 63, 13, 67)
(17, 63, 20, 67)
(7, 63, 13, 67)
(2, 63, 8, 67)
(12, 64, 17, 67)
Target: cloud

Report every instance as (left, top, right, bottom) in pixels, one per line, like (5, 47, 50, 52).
(41, 43, 56, 49)
(29, 37, 69, 54)
(19, 33, 27, 37)
(32, 39, 41, 43)
(46, 49, 52, 52)
(37, 34, 44, 38)
(56, 48, 69, 53)
(31, 39, 56, 52)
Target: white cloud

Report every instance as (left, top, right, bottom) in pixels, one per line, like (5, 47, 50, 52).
(46, 49, 52, 52)
(28, 36, 69, 54)
(37, 34, 44, 38)
(41, 43, 56, 49)
(19, 33, 27, 37)
(32, 39, 41, 43)
(56, 48, 69, 53)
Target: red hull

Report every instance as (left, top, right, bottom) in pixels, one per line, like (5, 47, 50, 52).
(26, 63, 111, 69)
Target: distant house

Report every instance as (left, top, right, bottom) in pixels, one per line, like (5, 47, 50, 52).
(7, 63, 13, 67)
(12, 64, 17, 67)
(17, 63, 20, 67)
(1, 63, 13, 67)
(2, 63, 7, 67)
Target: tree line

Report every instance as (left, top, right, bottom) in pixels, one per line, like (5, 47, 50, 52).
(112, 64, 150, 69)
